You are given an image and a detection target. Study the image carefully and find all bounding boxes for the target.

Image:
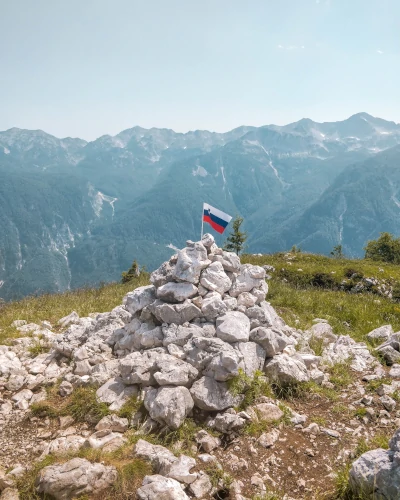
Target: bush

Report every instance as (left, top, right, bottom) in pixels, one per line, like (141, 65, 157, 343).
(121, 260, 140, 283)
(364, 232, 400, 264)
(392, 282, 400, 302)
(344, 268, 364, 279)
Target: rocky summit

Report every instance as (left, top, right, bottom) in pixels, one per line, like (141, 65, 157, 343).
(1, 235, 400, 499)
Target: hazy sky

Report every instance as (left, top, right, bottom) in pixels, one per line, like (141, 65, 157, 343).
(1, 0, 399, 140)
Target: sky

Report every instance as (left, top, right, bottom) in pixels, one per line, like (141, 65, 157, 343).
(0, 0, 399, 140)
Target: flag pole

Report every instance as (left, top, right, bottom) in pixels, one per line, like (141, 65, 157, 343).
(201, 203, 204, 240)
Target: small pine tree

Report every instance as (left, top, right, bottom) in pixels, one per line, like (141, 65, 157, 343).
(121, 259, 140, 283)
(290, 245, 301, 254)
(223, 215, 247, 255)
(330, 244, 344, 259)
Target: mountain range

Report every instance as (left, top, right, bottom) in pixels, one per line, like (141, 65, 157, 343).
(2, 112, 400, 300)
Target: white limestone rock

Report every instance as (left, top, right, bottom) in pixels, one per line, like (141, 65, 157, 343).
(264, 354, 309, 384)
(86, 430, 127, 451)
(123, 286, 156, 315)
(162, 323, 203, 347)
(323, 335, 377, 371)
(157, 282, 198, 303)
(190, 376, 241, 411)
(216, 311, 250, 343)
(96, 377, 139, 411)
(349, 448, 400, 498)
(250, 327, 291, 357)
(137, 475, 189, 500)
(200, 261, 231, 294)
(173, 242, 210, 284)
(152, 300, 202, 325)
(36, 458, 117, 500)
(95, 414, 129, 433)
(210, 251, 241, 273)
(201, 293, 228, 320)
(58, 311, 79, 329)
(195, 430, 221, 453)
(234, 341, 266, 377)
(144, 386, 194, 429)
(120, 351, 198, 387)
(367, 325, 393, 342)
(150, 256, 177, 288)
(306, 322, 337, 345)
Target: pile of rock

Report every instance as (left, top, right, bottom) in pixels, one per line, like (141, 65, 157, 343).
(0, 234, 389, 499)
(52, 233, 329, 431)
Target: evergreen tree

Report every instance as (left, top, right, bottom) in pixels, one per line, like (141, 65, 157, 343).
(121, 259, 140, 283)
(330, 244, 344, 259)
(223, 215, 247, 255)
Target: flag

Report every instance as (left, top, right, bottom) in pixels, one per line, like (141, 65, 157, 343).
(203, 203, 232, 234)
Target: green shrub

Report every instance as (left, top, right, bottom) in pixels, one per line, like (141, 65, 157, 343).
(392, 282, 400, 302)
(228, 369, 273, 410)
(364, 232, 400, 264)
(63, 386, 109, 424)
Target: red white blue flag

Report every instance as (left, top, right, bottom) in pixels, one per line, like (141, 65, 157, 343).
(203, 203, 232, 234)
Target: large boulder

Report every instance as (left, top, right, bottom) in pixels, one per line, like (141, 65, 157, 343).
(349, 448, 400, 498)
(209, 250, 241, 273)
(119, 351, 198, 387)
(123, 286, 156, 315)
(151, 300, 202, 325)
(216, 311, 250, 343)
(96, 377, 139, 411)
(201, 293, 228, 320)
(229, 264, 266, 296)
(264, 354, 309, 384)
(173, 242, 210, 284)
(367, 325, 393, 342)
(35, 458, 117, 500)
(200, 261, 231, 294)
(190, 376, 241, 411)
(234, 341, 266, 377)
(144, 386, 194, 429)
(137, 475, 189, 500)
(150, 256, 177, 288)
(156, 282, 198, 303)
(250, 327, 291, 356)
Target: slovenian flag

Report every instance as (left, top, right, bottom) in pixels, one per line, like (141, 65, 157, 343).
(203, 203, 232, 234)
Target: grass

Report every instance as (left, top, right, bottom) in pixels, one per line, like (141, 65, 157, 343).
(156, 418, 207, 454)
(30, 385, 110, 424)
(242, 252, 400, 345)
(329, 433, 391, 499)
(366, 377, 392, 392)
(227, 369, 273, 410)
(16, 444, 153, 500)
(0, 274, 149, 344)
(28, 338, 51, 356)
(353, 407, 367, 419)
(16, 455, 57, 500)
(117, 395, 144, 421)
(205, 463, 233, 489)
(327, 361, 353, 389)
